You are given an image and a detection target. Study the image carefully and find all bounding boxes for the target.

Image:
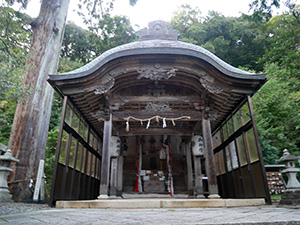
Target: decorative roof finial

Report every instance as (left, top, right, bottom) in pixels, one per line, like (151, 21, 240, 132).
(138, 20, 179, 41)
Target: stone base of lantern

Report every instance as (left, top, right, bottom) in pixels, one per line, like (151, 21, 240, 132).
(280, 189, 300, 205)
(0, 188, 13, 202)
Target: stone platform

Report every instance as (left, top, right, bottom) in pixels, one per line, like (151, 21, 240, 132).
(280, 190, 300, 205)
(56, 198, 265, 209)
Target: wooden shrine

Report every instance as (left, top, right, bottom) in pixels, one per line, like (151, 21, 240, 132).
(48, 20, 270, 205)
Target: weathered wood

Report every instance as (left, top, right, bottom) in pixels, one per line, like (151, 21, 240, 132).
(50, 96, 68, 205)
(185, 143, 194, 193)
(118, 128, 192, 136)
(99, 114, 112, 198)
(109, 157, 118, 196)
(247, 96, 271, 204)
(110, 95, 204, 104)
(33, 160, 44, 202)
(8, 0, 70, 202)
(116, 156, 124, 195)
(193, 156, 204, 197)
(202, 116, 219, 197)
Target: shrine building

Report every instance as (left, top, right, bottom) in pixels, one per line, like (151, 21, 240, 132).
(48, 21, 270, 206)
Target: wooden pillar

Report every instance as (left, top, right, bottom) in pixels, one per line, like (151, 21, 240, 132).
(247, 96, 271, 204)
(50, 96, 68, 205)
(193, 155, 204, 198)
(109, 157, 118, 196)
(116, 156, 124, 195)
(202, 115, 220, 198)
(98, 114, 112, 198)
(185, 143, 194, 194)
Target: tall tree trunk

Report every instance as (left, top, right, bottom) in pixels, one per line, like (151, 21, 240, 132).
(8, 0, 70, 202)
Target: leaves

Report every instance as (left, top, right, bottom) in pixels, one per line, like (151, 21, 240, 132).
(170, 6, 267, 70)
(253, 62, 300, 163)
(0, 7, 32, 145)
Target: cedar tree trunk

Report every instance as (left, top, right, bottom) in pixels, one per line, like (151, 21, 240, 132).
(8, 0, 70, 202)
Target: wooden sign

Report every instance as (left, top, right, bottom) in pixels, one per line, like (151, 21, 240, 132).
(33, 160, 44, 202)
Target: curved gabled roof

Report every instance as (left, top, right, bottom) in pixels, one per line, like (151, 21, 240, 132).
(49, 38, 265, 82)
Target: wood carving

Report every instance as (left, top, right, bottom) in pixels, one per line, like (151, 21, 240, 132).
(94, 78, 115, 95)
(137, 68, 177, 80)
(147, 83, 166, 97)
(90, 110, 105, 121)
(208, 110, 219, 121)
(198, 71, 223, 94)
(144, 102, 171, 112)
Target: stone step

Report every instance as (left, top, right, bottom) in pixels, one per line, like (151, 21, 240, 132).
(56, 198, 266, 209)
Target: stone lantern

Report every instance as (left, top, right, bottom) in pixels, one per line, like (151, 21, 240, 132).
(0, 148, 19, 202)
(277, 149, 300, 205)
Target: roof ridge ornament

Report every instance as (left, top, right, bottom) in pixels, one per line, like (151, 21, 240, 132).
(138, 20, 179, 41)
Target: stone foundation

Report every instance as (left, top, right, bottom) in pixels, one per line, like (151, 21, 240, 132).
(280, 190, 300, 205)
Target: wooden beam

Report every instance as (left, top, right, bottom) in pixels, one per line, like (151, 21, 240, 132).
(110, 95, 203, 104)
(118, 128, 193, 136)
(112, 111, 202, 121)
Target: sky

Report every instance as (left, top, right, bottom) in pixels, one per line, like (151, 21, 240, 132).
(111, 0, 253, 29)
(15, 0, 258, 30)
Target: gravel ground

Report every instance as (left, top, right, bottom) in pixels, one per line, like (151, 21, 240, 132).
(0, 202, 51, 215)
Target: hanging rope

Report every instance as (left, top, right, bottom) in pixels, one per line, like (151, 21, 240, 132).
(124, 115, 191, 132)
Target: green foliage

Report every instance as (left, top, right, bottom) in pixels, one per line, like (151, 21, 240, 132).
(271, 194, 281, 200)
(61, 22, 96, 64)
(252, 7, 300, 163)
(0, 101, 16, 145)
(3, 0, 29, 8)
(61, 15, 137, 63)
(45, 128, 59, 196)
(253, 63, 300, 164)
(129, 0, 138, 6)
(88, 14, 137, 54)
(57, 57, 84, 73)
(259, 10, 300, 81)
(0, 6, 31, 100)
(0, 6, 31, 145)
(76, 0, 139, 28)
(170, 6, 268, 71)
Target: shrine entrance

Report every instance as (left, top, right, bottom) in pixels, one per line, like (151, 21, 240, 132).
(122, 135, 191, 196)
(48, 21, 270, 206)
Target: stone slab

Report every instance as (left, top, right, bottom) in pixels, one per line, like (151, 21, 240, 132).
(3, 204, 300, 224)
(161, 199, 225, 208)
(224, 198, 265, 207)
(56, 198, 266, 209)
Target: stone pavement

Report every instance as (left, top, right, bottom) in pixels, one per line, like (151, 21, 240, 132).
(1, 205, 300, 224)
